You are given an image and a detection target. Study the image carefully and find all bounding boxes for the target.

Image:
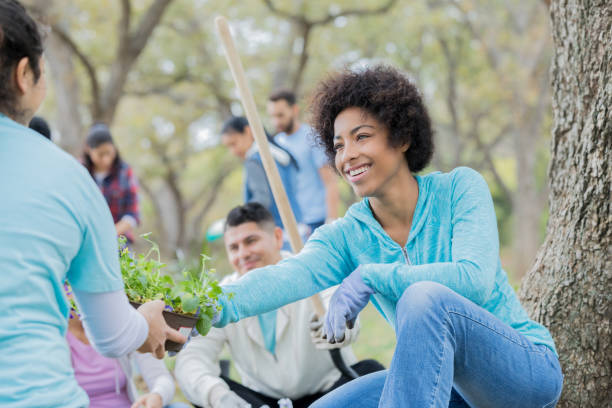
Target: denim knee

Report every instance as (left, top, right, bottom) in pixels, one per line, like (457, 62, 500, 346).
(395, 281, 453, 329)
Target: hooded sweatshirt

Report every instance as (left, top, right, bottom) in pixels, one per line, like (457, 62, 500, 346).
(216, 167, 556, 354)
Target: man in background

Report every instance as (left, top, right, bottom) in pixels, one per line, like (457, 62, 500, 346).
(175, 203, 383, 408)
(267, 90, 339, 234)
(220, 116, 305, 245)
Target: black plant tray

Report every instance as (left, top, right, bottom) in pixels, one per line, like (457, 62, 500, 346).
(130, 302, 197, 352)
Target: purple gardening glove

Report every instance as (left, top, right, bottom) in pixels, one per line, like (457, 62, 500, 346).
(323, 266, 374, 344)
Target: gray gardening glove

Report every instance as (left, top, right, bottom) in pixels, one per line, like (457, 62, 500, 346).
(309, 313, 357, 350)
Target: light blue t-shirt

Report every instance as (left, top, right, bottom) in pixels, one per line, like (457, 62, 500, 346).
(0, 115, 124, 407)
(217, 167, 556, 355)
(275, 124, 328, 224)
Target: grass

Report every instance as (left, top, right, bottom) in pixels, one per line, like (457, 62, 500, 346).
(352, 303, 396, 368)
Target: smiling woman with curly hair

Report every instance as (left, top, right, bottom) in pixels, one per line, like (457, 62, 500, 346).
(311, 65, 433, 173)
(212, 65, 563, 408)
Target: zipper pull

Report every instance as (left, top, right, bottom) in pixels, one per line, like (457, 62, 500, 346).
(401, 247, 411, 264)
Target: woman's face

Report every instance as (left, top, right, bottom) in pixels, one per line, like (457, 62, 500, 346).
(333, 107, 409, 198)
(88, 142, 117, 172)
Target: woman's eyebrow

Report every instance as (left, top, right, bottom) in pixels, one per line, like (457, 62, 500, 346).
(334, 124, 376, 140)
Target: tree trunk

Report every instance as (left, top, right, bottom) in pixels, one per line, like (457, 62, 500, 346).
(45, 30, 85, 157)
(518, 1, 611, 407)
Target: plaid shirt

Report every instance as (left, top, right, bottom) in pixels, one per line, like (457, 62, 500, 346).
(94, 161, 140, 242)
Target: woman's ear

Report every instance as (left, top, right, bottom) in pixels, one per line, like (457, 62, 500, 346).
(14, 57, 32, 95)
(400, 141, 411, 153)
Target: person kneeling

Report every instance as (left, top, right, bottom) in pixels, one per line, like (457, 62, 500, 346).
(175, 203, 383, 408)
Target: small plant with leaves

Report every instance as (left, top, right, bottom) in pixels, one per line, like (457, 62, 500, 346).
(119, 234, 225, 336)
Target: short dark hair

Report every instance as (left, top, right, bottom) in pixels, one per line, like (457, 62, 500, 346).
(0, 0, 44, 118)
(310, 65, 434, 172)
(268, 89, 296, 106)
(225, 202, 275, 231)
(221, 116, 249, 134)
(29, 115, 51, 139)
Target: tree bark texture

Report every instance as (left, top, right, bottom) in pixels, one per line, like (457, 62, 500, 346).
(518, 1, 611, 407)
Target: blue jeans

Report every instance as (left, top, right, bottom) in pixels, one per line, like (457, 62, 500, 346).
(312, 281, 563, 408)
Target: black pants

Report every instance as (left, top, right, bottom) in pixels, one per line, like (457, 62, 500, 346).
(221, 359, 385, 408)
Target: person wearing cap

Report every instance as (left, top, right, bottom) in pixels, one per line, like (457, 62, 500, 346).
(0, 2, 185, 407)
(83, 123, 140, 243)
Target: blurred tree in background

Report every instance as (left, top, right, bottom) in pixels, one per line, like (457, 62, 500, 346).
(26, 0, 552, 280)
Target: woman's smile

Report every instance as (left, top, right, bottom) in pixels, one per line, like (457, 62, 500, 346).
(334, 107, 410, 198)
(345, 163, 372, 183)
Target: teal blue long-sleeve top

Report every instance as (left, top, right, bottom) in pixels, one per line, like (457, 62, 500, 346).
(217, 167, 556, 354)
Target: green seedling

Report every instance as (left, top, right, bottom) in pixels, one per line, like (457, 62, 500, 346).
(119, 234, 226, 336)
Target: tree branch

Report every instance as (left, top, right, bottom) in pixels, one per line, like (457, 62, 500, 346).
(261, 0, 307, 24)
(138, 178, 166, 241)
(436, 34, 463, 167)
(310, 0, 398, 26)
(51, 25, 102, 118)
(185, 159, 238, 211)
(471, 124, 514, 206)
(99, 0, 174, 122)
(128, 0, 173, 53)
(126, 70, 193, 95)
(188, 163, 237, 241)
(262, 0, 398, 26)
(119, 0, 131, 40)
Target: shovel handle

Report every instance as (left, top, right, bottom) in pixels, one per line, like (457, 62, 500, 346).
(215, 16, 326, 318)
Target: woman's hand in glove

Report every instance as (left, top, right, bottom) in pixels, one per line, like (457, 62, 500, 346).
(323, 266, 373, 344)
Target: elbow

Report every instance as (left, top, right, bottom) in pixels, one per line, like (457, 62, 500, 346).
(94, 343, 126, 359)
(458, 260, 495, 305)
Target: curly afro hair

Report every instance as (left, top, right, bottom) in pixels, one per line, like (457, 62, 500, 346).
(309, 65, 434, 172)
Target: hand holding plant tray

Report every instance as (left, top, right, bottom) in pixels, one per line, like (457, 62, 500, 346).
(119, 234, 227, 352)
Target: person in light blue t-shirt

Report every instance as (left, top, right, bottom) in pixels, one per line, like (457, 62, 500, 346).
(267, 89, 339, 234)
(0, 2, 185, 407)
(215, 66, 563, 407)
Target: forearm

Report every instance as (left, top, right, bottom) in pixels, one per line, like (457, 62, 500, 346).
(217, 237, 350, 327)
(73, 288, 147, 358)
(175, 335, 227, 407)
(217, 260, 324, 326)
(361, 260, 496, 305)
(134, 352, 175, 405)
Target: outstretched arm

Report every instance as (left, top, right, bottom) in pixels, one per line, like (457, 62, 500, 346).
(215, 222, 354, 327)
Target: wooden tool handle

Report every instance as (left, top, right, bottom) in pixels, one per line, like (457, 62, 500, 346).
(215, 16, 326, 317)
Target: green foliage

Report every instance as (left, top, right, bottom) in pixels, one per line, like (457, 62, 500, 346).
(119, 234, 225, 336)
